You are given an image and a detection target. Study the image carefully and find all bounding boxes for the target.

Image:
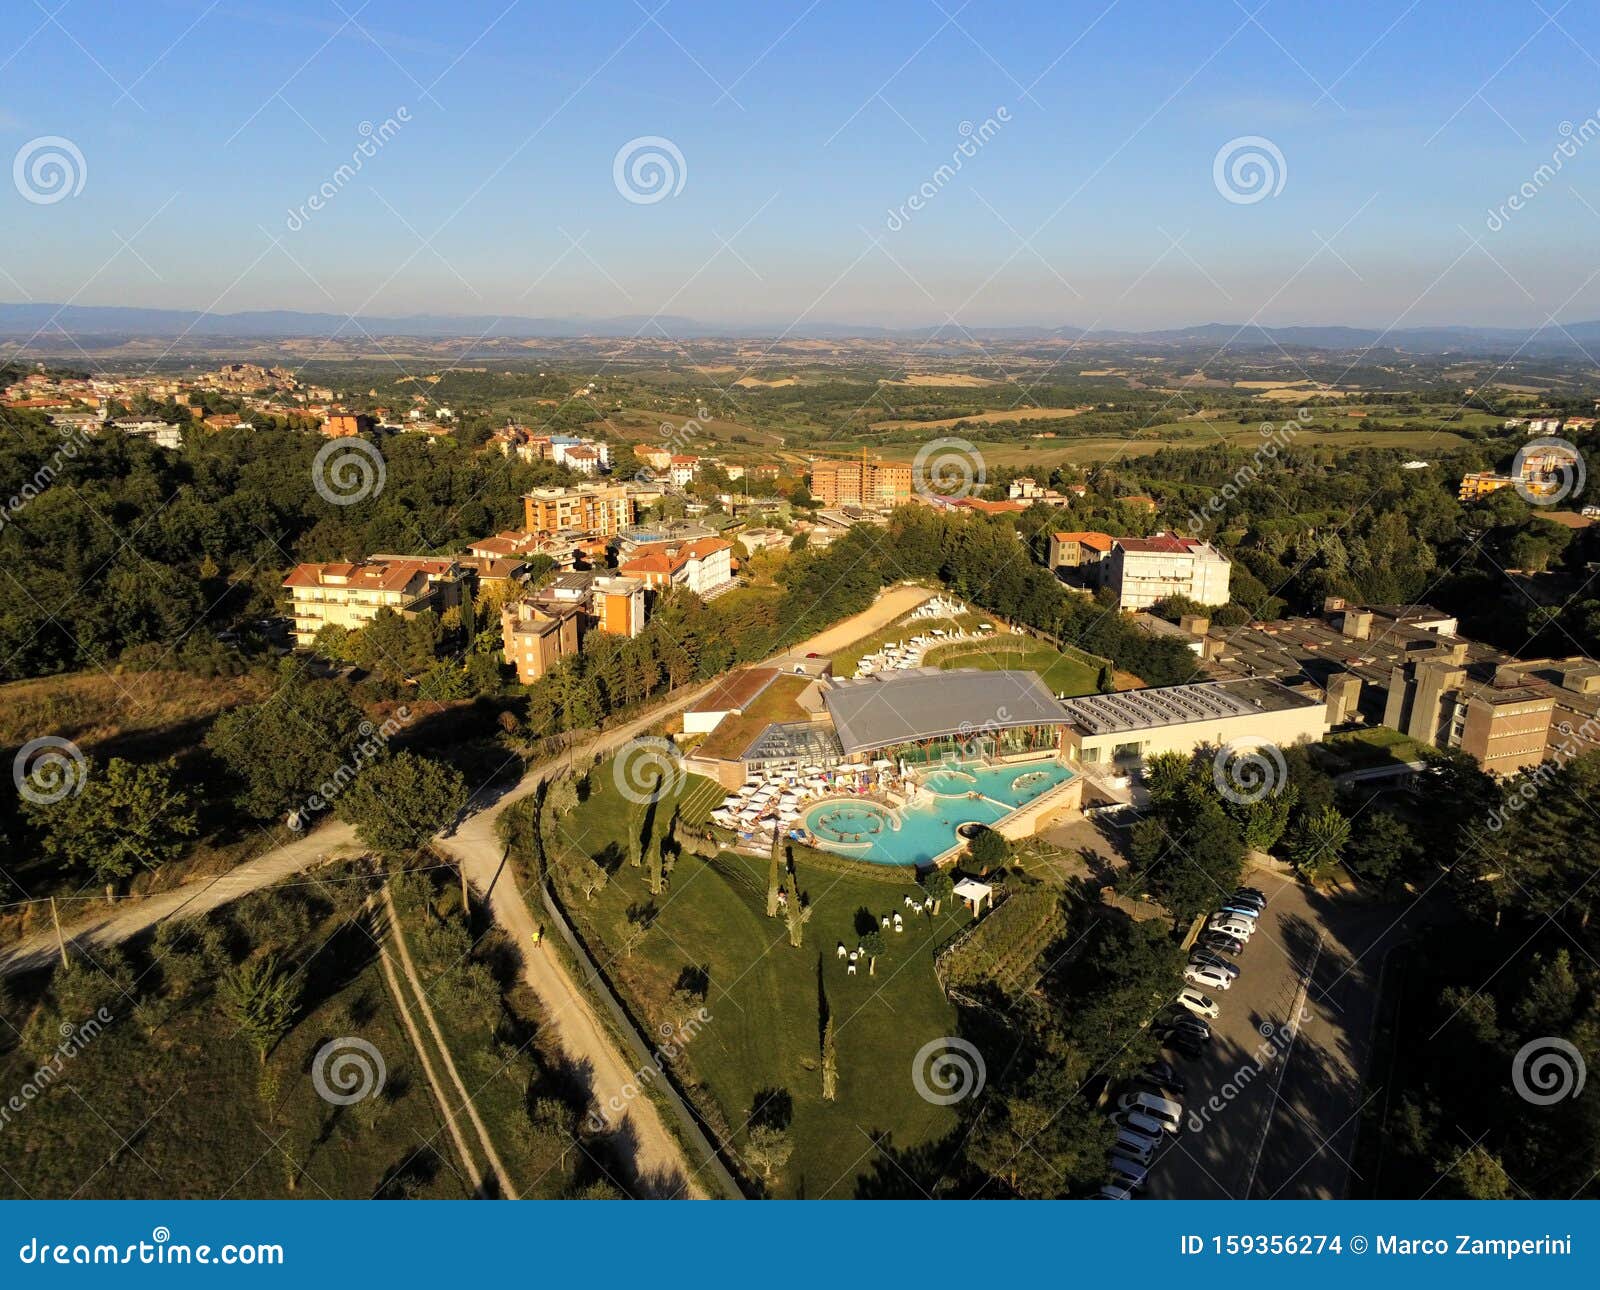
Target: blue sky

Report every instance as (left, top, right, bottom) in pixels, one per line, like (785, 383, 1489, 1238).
(5, 0, 1600, 329)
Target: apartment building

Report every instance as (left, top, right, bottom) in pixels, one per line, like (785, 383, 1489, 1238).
(500, 600, 583, 683)
(633, 444, 673, 472)
(1048, 531, 1113, 569)
(522, 482, 634, 538)
(1102, 533, 1231, 609)
(499, 571, 648, 683)
(809, 457, 913, 507)
(282, 556, 463, 647)
(322, 413, 375, 437)
(619, 536, 734, 595)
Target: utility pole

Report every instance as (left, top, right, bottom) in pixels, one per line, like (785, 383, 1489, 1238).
(49, 897, 68, 970)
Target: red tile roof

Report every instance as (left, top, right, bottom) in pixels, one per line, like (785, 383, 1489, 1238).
(1052, 530, 1114, 552)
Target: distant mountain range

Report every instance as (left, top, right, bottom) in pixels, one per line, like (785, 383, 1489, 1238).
(5, 303, 1600, 355)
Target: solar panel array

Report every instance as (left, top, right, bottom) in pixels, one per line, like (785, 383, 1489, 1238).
(1059, 682, 1264, 735)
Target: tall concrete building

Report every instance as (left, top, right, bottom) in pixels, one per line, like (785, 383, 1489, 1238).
(1102, 533, 1232, 610)
(809, 457, 912, 508)
(522, 482, 634, 538)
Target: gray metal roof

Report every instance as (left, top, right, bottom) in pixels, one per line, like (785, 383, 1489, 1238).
(823, 668, 1067, 755)
(1058, 678, 1318, 737)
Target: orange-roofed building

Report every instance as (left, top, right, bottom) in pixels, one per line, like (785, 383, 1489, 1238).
(955, 497, 1027, 516)
(281, 556, 462, 647)
(322, 413, 375, 437)
(1048, 531, 1114, 569)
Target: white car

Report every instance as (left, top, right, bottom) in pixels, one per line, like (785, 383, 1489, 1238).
(1108, 1154, 1150, 1186)
(1207, 916, 1255, 940)
(1184, 963, 1234, 992)
(1114, 1109, 1170, 1141)
(1175, 988, 1220, 1019)
(1112, 1126, 1158, 1164)
(1118, 1091, 1183, 1134)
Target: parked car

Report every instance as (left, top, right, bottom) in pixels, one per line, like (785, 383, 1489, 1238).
(1234, 887, 1267, 902)
(1118, 1092, 1182, 1134)
(1198, 932, 1246, 956)
(1095, 1184, 1134, 1199)
(1215, 902, 1261, 921)
(1133, 1070, 1188, 1099)
(1142, 1060, 1187, 1093)
(1107, 1157, 1148, 1189)
(1207, 916, 1255, 940)
(1112, 1125, 1160, 1163)
(1162, 1015, 1211, 1041)
(1185, 963, 1235, 992)
(1164, 1031, 1204, 1060)
(1114, 1109, 1171, 1141)
(1175, 988, 1221, 1019)
(1189, 950, 1240, 977)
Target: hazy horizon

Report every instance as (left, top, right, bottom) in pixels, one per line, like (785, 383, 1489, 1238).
(7, 2, 1600, 331)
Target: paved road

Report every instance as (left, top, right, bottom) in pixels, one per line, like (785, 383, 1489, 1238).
(1, 581, 937, 1199)
(1146, 870, 1416, 1199)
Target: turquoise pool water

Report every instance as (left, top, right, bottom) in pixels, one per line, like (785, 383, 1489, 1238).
(802, 759, 1075, 866)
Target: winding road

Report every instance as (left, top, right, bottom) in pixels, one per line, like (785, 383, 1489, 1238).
(0, 583, 937, 1199)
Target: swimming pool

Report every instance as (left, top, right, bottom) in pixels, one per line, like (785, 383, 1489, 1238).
(801, 758, 1075, 866)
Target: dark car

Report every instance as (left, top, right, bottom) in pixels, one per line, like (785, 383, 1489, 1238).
(1189, 950, 1241, 978)
(1137, 1063, 1188, 1096)
(1232, 888, 1267, 905)
(1164, 1031, 1204, 1060)
(1199, 931, 1246, 956)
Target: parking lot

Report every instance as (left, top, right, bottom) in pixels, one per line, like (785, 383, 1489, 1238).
(1137, 870, 1415, 1199)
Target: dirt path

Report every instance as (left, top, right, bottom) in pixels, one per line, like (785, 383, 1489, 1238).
(381, 883, 518, 1199)
(374, 914, 487, 1196)
(787, 582, 935, 658)
(0, 826, 365, 976)
(0, 582, 939, 1196)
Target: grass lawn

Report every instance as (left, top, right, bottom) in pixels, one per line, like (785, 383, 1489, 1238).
(1321, 727, 1429, 772)
(925, 634, 1101, 696)
(554, 759, 969, 1198)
